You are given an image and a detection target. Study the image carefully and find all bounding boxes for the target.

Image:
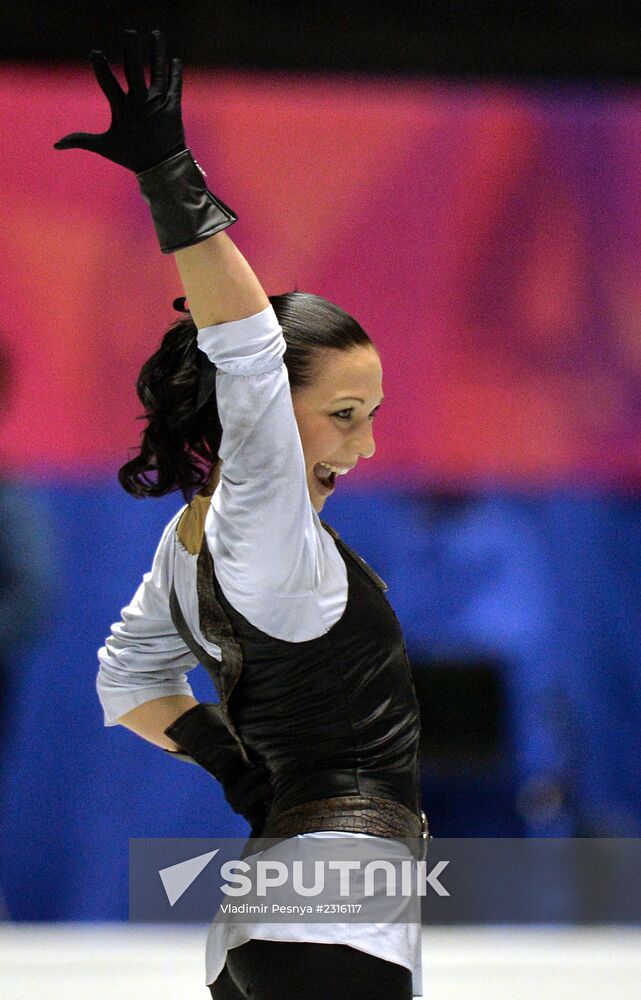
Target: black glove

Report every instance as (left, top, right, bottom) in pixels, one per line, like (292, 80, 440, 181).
(54, 29, 237, 252)
(163, 702, 273, 836)
(54, 29, 185, 173)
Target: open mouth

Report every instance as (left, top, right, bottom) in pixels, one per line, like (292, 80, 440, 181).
(313, 463, 337, 493)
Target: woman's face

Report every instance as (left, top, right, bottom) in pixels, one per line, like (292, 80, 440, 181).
(292, 345, 384, 513)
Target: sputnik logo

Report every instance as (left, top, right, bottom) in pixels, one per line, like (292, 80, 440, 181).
(158, 849, 220, 906)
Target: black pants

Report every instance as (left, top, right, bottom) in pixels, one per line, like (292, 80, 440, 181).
(208, 939, 413, 1000)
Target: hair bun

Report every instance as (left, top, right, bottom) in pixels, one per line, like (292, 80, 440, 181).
(173, 296, 190, 313)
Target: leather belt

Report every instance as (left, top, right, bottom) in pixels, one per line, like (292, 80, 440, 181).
(261, 795, 429, 860)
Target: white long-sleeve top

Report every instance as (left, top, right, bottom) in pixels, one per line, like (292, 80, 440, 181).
(96, 305, 422, 995)
(96, 306, 349, 723)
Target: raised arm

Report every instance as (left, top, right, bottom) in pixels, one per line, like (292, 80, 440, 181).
(174, 234, 268, 328)
(54, 28, 268, 326)
(55, 30, 283, 828)
(55, 28, 325, 612)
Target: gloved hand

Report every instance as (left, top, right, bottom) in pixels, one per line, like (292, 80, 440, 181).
(54, 29, 185, 173)
(54, 29, 237, 252)
(163, 702, 274, 837)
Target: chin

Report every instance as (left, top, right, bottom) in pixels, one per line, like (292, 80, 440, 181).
(309, 490, 325, 514)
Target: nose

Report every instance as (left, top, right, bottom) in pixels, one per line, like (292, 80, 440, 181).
(354, 420, 376, 460)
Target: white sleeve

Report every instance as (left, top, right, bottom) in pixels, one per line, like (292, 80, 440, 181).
(198, 305, 339, 639)
(96, 508, 198, 727)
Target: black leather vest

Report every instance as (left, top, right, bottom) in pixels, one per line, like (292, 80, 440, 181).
(170, 496, 426, 842)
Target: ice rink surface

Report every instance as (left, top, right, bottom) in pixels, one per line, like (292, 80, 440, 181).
(0, 924, 639, 999)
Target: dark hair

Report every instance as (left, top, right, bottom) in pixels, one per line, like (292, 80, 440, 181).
(118, 291, 374, 501)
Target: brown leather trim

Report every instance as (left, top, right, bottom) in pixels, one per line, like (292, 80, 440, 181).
(263, 794, 423, 839)
(177, 495, 209, 555)
(169, 585, 222, 698)
(169, 463, 251, 767)
(176, 463, 222, 555)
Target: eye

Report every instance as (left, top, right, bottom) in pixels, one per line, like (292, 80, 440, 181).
(332, 405, 381, 421)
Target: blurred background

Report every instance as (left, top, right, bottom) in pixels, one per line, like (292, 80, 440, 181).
(0, 1, 640, 993)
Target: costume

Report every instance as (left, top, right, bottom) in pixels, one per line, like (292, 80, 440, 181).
(57, 29, 426, 998)
(97, 306, 426, 995)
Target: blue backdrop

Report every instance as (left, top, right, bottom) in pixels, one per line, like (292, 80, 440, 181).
(0, 481, 640, 919)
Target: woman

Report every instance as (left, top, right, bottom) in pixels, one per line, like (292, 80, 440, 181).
(55, 29, 427, 999)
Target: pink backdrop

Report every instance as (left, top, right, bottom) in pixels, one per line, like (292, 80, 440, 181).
(1, 66, 641, 489)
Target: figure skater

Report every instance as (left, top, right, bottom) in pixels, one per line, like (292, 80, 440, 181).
(55, 28, 427, 999)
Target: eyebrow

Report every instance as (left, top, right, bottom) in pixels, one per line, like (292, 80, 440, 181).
(332, 396, 385, 404)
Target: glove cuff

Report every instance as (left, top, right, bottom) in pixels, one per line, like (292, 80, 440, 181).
(163, 702, 274, 834)
(163, 702, 232, 772)
(136, 149, 238, 254)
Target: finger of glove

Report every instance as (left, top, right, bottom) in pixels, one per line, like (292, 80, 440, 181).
(53, 131, 105, 153)
(148, 29, 168, 99)
(123, 29, 148, 98)
(89, 50, 125, 111)
(167, 57, 183, 104)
